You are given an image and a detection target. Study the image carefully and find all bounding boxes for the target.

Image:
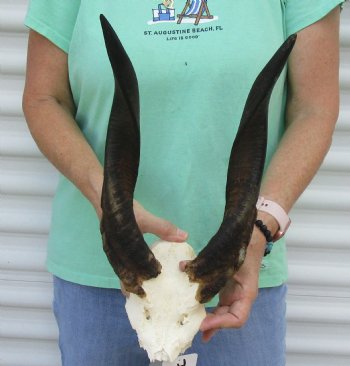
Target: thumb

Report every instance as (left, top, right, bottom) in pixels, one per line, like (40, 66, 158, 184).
(133, 200, 188, 242)
(146, 214, 188, 242)
(179, 260, 190, 272)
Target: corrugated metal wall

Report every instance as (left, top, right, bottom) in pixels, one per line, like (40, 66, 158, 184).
(286, 4, 350, 365)
(0, 0, 60, 365)
(0, 1, 349, 365)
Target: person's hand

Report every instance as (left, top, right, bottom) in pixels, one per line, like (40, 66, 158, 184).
(96, 199, 188, 242)
(96, 194, 188, 296)
(133, 200, 188, 242)
(198, 227, 267, 341)
(118, 200, 188, 297)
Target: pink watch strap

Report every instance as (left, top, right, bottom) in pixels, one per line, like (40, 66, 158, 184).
(256, 197, 291, 241)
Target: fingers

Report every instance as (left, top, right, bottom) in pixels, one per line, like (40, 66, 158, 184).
(120, 281, 130, 298)
(134, 200, 188, 242)
(200, 311, 242, 331)
(146, 215, 188, 242)
(200, 313, 218, 342)
(202, 328, 218, 343)
(199, 297, 254, 342)
(179, 260, 190, 272)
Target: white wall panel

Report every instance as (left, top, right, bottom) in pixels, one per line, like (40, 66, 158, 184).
(0, 157, 57, 195)
(0, 2, 58, 364)
(0, 1, 349, 366)
(0, 80, 24, 116)
(0, 339, 60, 366)
(0, 119, 42, 157)
(286, 4, 350, 365)
(0, 196, 52, 234)
(0, 1, 27, 33)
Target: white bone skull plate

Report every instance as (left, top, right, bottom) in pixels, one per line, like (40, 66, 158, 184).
(125, 241, 206, 362)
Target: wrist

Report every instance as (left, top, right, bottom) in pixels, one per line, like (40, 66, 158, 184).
(88, 168, 103, 217)
(256, 196, 291, 241)
(246, 227, 267, 261)
(256, 210, 279, 238)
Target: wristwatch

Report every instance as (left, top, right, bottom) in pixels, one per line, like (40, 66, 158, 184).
(256, 196, 291, 242)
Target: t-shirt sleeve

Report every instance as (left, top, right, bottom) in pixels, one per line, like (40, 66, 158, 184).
(285, 0, 346, 37)
(24, 0, 81, 53)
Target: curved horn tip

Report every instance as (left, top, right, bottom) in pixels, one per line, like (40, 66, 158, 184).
(100, 14, 114, 35)
(100, 13, 107, 24)
(284, 34, 297, 52)
(288, 33, 297, 43)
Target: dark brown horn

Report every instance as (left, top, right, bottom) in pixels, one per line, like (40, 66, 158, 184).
(99, 14, 161, 297)
(185, 35, 297, 303)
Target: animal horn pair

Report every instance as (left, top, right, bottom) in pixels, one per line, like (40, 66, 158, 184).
(99, 14, 296, 302)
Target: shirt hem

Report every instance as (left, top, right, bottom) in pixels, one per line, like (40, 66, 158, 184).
(24, 15, 70, 53)
(287, 1, 344, 36)
(47, 259, 121, 289)
(48, 260, 287, 289)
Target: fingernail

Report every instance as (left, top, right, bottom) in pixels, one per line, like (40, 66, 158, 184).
(176, 228, 188, 239)
(179, 260, 188, 271)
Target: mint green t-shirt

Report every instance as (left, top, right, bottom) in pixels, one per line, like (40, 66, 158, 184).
(25, 0, 343, 304)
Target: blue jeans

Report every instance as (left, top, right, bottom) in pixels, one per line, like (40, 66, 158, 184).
(53, 276, 286, 366)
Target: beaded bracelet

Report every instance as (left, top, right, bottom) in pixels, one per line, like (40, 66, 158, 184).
(255, 219, 274, 256)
